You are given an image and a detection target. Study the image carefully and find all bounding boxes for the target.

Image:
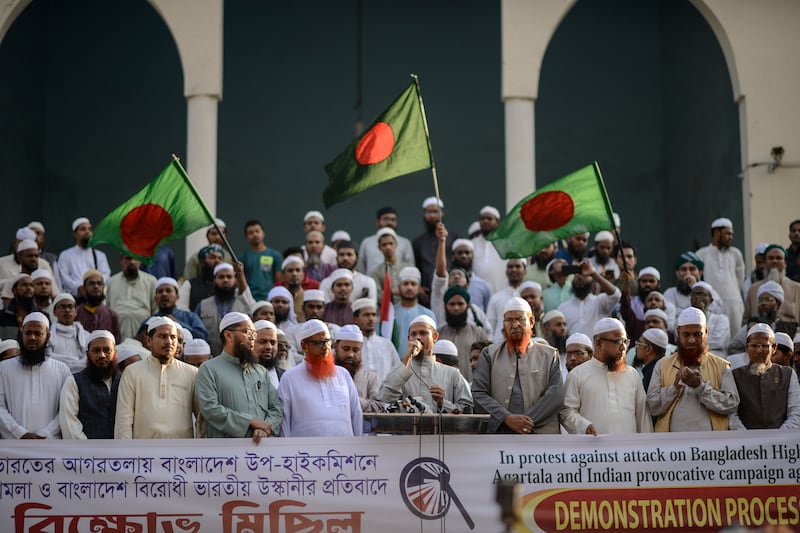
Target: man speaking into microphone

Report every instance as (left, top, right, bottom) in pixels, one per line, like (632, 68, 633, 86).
(380, 315, 473, 413)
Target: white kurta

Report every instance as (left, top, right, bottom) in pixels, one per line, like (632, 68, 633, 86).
(114, 356, 198, 439)
(278, 364, 362, 437)
(57, 245, 111, 297)
(560, 358, 652, 435)
(106, 271, 157, 340)
(48, 322, 89, 373)
(471, 234, 508, 293)
(357, 234, 415, 275)
(696, 244, 745, 333)
(558, 290, 621, 338)
(360, 334, 401, 382)
(0, 357, 71, 438)
(320, 270, 377, 303)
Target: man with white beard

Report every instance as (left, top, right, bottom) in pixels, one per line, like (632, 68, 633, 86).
(742, 244, 800, 326)
(729, 324, 800, 429)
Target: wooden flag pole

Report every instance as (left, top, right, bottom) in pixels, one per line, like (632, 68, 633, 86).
(411, 74, 443, 213)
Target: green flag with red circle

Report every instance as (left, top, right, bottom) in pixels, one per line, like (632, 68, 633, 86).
(487, 162, 616, 259)
(89, 159, 215, 263)
(323, 81, 432, 208)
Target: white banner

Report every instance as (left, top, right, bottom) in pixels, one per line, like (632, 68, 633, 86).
(1, 430, 799, 532)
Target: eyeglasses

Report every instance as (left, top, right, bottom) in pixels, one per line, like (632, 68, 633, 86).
(56, 304, 76, 311)
(746, 343, 773, 351)
(599, 337, 630, 348)
(230, 328, 257, 339)
(503, 317, 528, 325)
(306, 339, 332, 348)
(565, 350, 587, 357)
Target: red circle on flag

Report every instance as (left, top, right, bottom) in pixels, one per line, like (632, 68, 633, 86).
(520, 191, 575, 231)
(355, 122, 395, 165)
(120, 204, 174, 256)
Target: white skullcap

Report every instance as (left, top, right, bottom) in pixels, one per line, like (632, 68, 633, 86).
(115, 346, 141, 363)
(30, 269, 52, 281)
(180, 328, 193, 341)
(677, 307, 706, 327)
(336, 324, 363, 343)
(711, 217, 733, 229)
(254, 320, 277, 332)
(376, 227, 397, 241)
(300, 319, 329, 340)
(746, 323, 774, 339)
(533, 337, 548, 344)
(303, 210, 325, 222)
(409, 315, 438, 330)
(87, 329, 115, 346)
(775, 332, 793, 350)
(351, 298, 376, 313)
(542, 310, 565, 324)
(642, 328, 669, 349)
(22, 312, 49, 329)
(644, 308, 669, 324)
(691, 281, 713, 294)
(422, 196, 444, 209)
(329, 268, 353, 283)
(219, 312, 253, 332)
(16, 227, 36, 241)
(503, 297, 531, 315)
(0, 339, 20, 353)
(638, 267, 660, 281)
(268, 286, 292, 302)
(251, 300, 273, 314)
(16, 239, 38, 253)
(566, 333, 593, 351)
(451, 239, 473, 252)
(613, 212, 621, 228)
(468, 221, 480, 235)
(147, 316, 176, 333)
(398, 267, 421, 283)
(518, 281, 542, 294)
(27, 221, 45, 232)
(53, 293, 75, 307)
(213, 218, 226, 229)
(757, 281, 784, 303)
(276, 328, 286, 337)
(72, 217, 90, 231)
(213, 263, 234, 276)
(433, 339, 458, 357)
(479, 205, 501, 219)
(754, 243, 769, 255)
(155, 277, 179, 291)
(183, 339, 211, 356)
(593, 317, 625, 336)
(331, 230, 351, 242)
(304, 289, 325, 303)
(594, 230, 614, 243)
(508, 257, 527, 267)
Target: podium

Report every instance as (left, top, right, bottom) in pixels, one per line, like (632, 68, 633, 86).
(364, 413, 489, 435)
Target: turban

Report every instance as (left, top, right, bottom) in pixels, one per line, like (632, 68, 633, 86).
(197, 244, 224, 261)
(444, 285, 470, 305)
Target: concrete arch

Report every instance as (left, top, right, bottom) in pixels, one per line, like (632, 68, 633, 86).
(689, 1, 741, 101)
(0, 0, 32, 45)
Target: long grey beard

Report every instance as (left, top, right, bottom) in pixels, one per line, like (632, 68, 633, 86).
(748, 362, 769, 376)
(766, 269, 784, 283)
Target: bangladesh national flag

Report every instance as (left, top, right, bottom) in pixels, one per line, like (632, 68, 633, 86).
(323, 81, 432, 208)
(487, 162, 616, 259)
(89, 159, 215, 263)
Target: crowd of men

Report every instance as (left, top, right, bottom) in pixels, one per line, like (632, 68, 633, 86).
(0, 203, 798, 440)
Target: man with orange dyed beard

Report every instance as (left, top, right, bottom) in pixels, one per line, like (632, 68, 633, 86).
(278, 319, 362, 437)
(647, 307, 739, 432)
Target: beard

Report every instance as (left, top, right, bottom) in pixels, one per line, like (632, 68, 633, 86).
(19, 345, 47, 367)
(259, 351, 275, 369)
(766, 269, 785, 283)
(638, 286, 654, 304)
(679, 341, 707, 367)
(748, 362, 769, 376)
(307, 253, 321, 267)
(545, 331, 567, 353)
(534, 253, 551, 269)
(758, 307, 778, 323)
(335, 356, 361, 378)
(605, 352, 624, 371)
(424, 220, 438, 233)
(79, 237, 91, 248)
(306, 352, 336, 380)
(15, 295, 34, 309)
(572, 282, 592, 299)
(87, 359, 118, 382)
(234, 342, 256, 366)
(445, 310, 468, 328)
(124, 265, 139, 279)
(200, 263, 215, 282)
(274, 308, 289, 324)
(506, 329, 533, 354)
(85, 292, 105, 306)
(214, 285, 236, 301)
(676, 279, 692, 295)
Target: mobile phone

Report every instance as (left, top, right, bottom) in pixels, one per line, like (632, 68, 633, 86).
(562, 265, 582, 275)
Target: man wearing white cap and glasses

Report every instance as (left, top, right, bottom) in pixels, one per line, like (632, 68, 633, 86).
(472, 297, 563, 434)
(48, 293, 89, 373)
(727, 280, 785, 355)
(195, 313, 282, 442)
(696, 217, 745, 334)
(0, 312, 71, 439)
(647, 307, 739, 432)
(333, 324, 384, 414)
(743, 244, 800, 326)
(564, 332, 593, 373)
(471, 205, 507, 294)
(381, 314, 472, 414)
(196, 262, 255, 355)
(279, 319, 362, 437)
(59, 330, 120, 439)
(634, 328, 669, 392)
(57, 217, 111, 299)
(560, 317, 651, 435)
(729, 324, 800, 430)
(115, 317, 199, 439)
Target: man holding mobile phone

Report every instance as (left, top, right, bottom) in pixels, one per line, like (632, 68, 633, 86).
(557, 260, 621, 338)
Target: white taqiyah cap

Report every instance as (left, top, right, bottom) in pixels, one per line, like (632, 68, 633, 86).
(219, 312, 253, 332)
(468, 221, 480, 235)
(30, 269, 52, 281)
(677, 307, 706, 327)
(503, 297, 531, 315)
(422, 196, 444, 209)
(542, 310, 565, 324)
(213, 263, 234, 276)
(757, 281, 784, 303)
(775, 332, 793, 350)
(644, 308, 669, 325)
(16, 239, 38, 253)
(566, 333, 593, 351)
(336, 324, 363, 343)
(754, 242, 769, 256)
(0, 339, 20, 353)
(479, 205, 500, 219)
(27, 221, 45, 232)
(282, 255, 305, 269)
(642, 328, 669, 349)
(613, 212, 621, 227)
(376, 227, 397, 241)
(711, 217, 733, 229)
(398, 267, 421, 283)
(184, 339, 211, 356)
(518, 281, 542, 294)
(451, 239, 473, 252)
(300, 319, 329, 340)
(72, 217, 90, 231)
(304, 210, 325, 222)
(181, 328, 193, 342)
(155, 277, 179, 291)
(254, 320, 277, 332)
(329, 268, 353, 283)
(53, 293, 75, 307)
(433, 339, 458, 357)
(22, 312, 49, 329)
(303, 289, 325, 303)
(593, 317, 625, 336)
(638, 267, 660, 281)
(250, 300, 273, 314)
(268, 286, 292, 302)
(351, 298, 376, 313)
(147, 316, 176, 333)
(409, 315, 438, 330)
(331, 230, 351, 242)
(746, 323, 774, 339)
(87, 329, 115, 346)
(594, 230, 614, 243)
(691, 281, 713, 294)
(16, 227, 36, 241)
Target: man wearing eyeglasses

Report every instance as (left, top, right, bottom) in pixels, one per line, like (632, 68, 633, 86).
(564, 333, 593, 373)
(647, 307, 739, 432)
(560, 318, 652, 435)
(729, 324, 800, 429)
(278, 319, 362, 437)
(195, 313, 282, 442)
